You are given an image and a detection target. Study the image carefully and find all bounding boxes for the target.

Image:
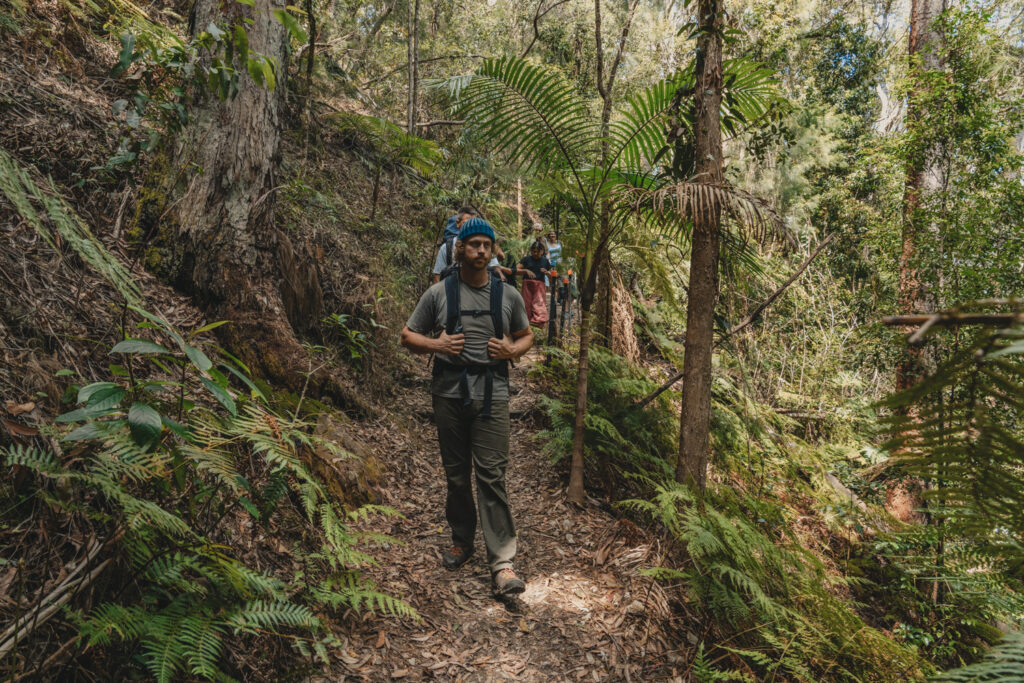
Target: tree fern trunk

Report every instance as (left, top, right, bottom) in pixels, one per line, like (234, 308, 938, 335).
(675, 0, 723, 493)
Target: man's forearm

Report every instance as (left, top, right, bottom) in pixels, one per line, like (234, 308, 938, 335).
(511, 331, 534, 359)
(401, 327, 440, 355)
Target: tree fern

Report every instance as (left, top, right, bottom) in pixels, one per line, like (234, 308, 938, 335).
(881, 320, 1024, 580)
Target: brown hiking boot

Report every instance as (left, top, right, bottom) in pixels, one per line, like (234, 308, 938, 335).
(492, 568, 526, 596)
(441, 545, 473, 570)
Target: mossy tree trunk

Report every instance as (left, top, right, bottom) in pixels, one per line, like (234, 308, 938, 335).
(139, 0, 334, 399)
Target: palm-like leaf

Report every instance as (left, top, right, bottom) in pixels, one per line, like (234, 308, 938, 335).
(618, 182, 784, 243)
(608, 71, 695, 172)
(439, 57, 597, 185)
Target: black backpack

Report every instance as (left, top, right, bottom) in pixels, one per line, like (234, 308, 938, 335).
(434, 271, 508, 417)
(438, 237, 459, 280)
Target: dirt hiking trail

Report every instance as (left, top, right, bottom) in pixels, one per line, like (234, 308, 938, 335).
(329, 349, 688, 682)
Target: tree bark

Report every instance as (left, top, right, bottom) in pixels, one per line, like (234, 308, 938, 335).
(896, 0, 946, 391)
(406, 0, 420, 135)
(675, 0, 723, 493)
(567, 299, 592, 504)
(136, 0, 341, 402)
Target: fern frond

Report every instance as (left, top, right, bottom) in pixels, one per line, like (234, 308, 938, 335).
(0, 149, 142, 304)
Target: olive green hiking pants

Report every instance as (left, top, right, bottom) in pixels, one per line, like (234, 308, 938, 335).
(432, 395, 516, 573)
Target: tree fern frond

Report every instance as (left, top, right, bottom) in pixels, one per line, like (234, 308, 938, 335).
(443, 57, 597, 188)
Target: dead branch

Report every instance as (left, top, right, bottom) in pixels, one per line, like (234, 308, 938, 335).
(521, 0, 574, 59)
(415, 120, 465, 128)
(0, 554, 113, 660)
(883, 311, 1024, 345)
(724, 232, 837, 339)
(634, 234, 836, 410)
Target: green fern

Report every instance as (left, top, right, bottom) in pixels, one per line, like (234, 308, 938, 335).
(1, 310, 415, 681)
(932, 631, 1024, 682)
(0, 148, 142, 304)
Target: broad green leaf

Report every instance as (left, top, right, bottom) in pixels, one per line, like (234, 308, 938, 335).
(128, 403, 162, 446)
(260, 59, 276, 91)
(272, 9, 308, 43)
(201, 377, 237, 417)
(78, 382, 117, 404)
(232, 26, 249, 66)
(56, 406, 117, 423)
(54, 369, 75, 377)
(184, 344, 213, 372)
(63, 423, 106, 441)
(115, 32, 135, 76)
(220, 363, 267, 402)
(85, 386, 126, 411)
(161, 415, 192, 441)
(110, 338, 171, 355)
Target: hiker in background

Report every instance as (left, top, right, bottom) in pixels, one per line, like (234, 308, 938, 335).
(401, 217, 533, 597)
(545, 231, 562, 269)
(489, 237, 509, 281)
(431, 206, 478, 284)
(517, 240, 552, 326)
(543, 230, 562, 287)
(530, 222, 547, 255)
(499, 238, 519, 288)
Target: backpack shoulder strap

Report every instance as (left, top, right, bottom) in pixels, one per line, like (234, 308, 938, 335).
(444, 272, 461, 335)
(489, 275, 503, 340)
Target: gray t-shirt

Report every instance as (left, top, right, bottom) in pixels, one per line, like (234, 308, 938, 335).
(407, 278, 529, 400)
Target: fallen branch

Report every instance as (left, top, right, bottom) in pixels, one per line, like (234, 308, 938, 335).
(634, 234, 836, 409)
(415, 120, 465, 128)
(0, 558, 112, 660)
(883, 311, 1024, 344)
(0, 535, 113, 660)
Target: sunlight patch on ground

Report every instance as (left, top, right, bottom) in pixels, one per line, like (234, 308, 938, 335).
(518, 571, 622, 615)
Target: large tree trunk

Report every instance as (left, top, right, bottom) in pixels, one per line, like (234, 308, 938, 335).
(675, 0, 723, 493)
(896, 0, 946, 391)
(136, 0, 339, 401)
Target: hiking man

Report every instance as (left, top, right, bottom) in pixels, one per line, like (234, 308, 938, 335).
(431, 206, 478, 284)
(401, 217, 533, 596)
(517, 240, 552, 326)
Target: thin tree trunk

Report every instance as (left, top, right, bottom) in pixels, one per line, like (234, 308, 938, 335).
(896, 0, 946, 391)
(567, 0, 639, 500)
(517, 177, 523, 236)
(568, 298, 592, 504)
(676, 0, 723, 493)
(406, 0, 420, 134)
(136, 0, 351, 405)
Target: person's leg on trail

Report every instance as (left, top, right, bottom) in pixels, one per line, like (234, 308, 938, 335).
(467, 400, 524, 595)
(433, 395, 476, 568)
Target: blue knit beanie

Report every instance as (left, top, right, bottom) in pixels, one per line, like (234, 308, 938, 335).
(457, 217, 496, 244)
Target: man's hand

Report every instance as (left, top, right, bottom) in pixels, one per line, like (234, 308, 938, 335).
(488, 334, 518, 360)
(435, 330, 465, 356)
